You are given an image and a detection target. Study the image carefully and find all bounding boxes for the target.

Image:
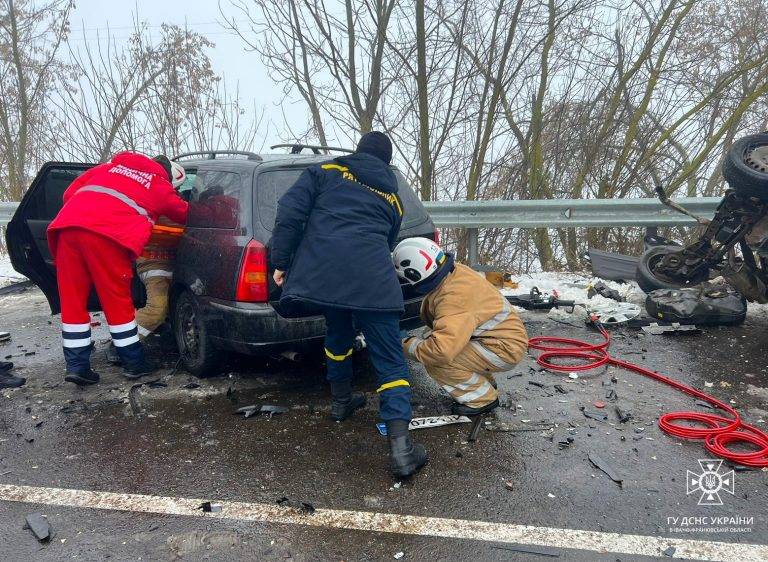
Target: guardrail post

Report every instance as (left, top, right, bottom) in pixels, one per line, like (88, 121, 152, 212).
(467, 228, 479, 267)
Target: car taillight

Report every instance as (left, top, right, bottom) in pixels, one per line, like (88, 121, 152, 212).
(236, 240, 268, 302)
(433, 227, 441, 245)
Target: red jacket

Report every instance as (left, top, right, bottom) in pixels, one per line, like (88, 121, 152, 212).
(48, 152, 189, 259)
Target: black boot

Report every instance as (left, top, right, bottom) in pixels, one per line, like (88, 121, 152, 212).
(64, 369, 100, 386)
(123, 356, 156, 380)
(386, 419, 428, 478)
(105, 343, 122, 365)
(0, 370, 26, 389)
(330, 380, 366, 421)
(451, 398, 499, 417)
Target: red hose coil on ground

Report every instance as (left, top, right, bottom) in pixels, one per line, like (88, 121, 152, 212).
(528, 321, 768, 468)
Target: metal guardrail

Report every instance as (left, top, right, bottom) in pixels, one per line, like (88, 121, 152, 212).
(0, 202, 18, 227)
(422, 197, 721, 228)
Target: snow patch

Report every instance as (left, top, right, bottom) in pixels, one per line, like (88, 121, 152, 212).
(0, 252, 26, 287)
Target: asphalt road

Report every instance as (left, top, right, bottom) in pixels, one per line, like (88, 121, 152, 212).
(1, 286, 767, 561)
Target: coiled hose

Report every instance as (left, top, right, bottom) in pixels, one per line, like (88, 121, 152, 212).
(528, 320, 768, 467)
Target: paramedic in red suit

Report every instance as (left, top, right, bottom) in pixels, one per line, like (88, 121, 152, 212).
(47, 152, 188, 385)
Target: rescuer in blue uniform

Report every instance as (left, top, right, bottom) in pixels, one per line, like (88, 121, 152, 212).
(270, 132, 427, 478)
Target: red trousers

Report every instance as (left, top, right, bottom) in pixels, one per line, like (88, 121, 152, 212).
(55, 229, 136, 327)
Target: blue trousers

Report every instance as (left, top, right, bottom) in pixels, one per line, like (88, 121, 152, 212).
(323, 308, 412, 422)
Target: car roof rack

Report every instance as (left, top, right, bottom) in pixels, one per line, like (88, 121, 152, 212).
(270, 144, 354, 155)
(172, 150, 262, 161)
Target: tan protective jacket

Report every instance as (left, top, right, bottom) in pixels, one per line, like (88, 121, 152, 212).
(404, 263, 528, 368)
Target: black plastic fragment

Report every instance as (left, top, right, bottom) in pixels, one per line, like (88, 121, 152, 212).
(237, 404, 288, 419)
(662, 546, 676, 557)
(553, 384, 567, 394)
(492, 544, 560, 558)
(581, 408, 608, 422)
(24, 513, 52, 542)
(528, 380, 547, 388)
(588, 452, 623, 486)
(276, 497, 315, 514)
(198, 501, 222, 513)
(615, 406, 631, 423)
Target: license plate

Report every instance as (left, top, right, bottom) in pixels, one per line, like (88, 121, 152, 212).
(376, 415, 472, 436)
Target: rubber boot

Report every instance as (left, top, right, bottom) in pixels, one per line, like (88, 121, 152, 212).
(452, 398, 500, 417)
(330, 380, 366, 422)
(386, 419, 428, 478)
(105, 343, 122, 365)
(0, 370, 26, 389)
(117, 342, 156, 380)
(64, 369, 100, 386)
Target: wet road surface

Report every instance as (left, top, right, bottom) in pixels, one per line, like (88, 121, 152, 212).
(1, 287, 767, 560)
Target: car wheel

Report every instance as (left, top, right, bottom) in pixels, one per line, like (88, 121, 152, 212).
(172, 291, 222, 377)
(722, 133, 768, 201)
(636, 246, 697, 293)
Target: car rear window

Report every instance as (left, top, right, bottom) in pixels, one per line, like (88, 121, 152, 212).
(257, 167, 429, 231)
(188, 170, 241, 228)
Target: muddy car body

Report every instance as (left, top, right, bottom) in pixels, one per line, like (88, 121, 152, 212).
(6, 149, 436, 376)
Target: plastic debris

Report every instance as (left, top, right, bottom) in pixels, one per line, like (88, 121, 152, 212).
(615, 406, 632, 423)
(587, 281, 624, 302)
(276, 497, 315, 514)
(553, 384, 567, 394)
(394, 552, 405, 560)
(588, 452, 623, 486)
(237, 405, 288, 419)
(605, 389, 618, 402)
(662, 546, 676, 557)
(492, 544, 560, 558)
(593, 400, 606, 409)
(376, 415, 471, 436)
(198, 502, 222, 513)
(581, 408, 608, 422)
(0, 331, 10, 343)
(568, 373, 579, 380)
(642, 322, 701, 336)
(24, 513, 52, 542)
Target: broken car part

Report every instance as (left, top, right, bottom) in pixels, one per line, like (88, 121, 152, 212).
(587, 281, 624, 302)
(615, 406, 632, 423)
(376, 415, 471, 436)
(505, 287, 575, 312)
(645, 284, 746, 326)
(24, 513, 52, 542)
(641, 322, 701, 336)
(236, 404, 288, 419)
(276, 497, 315, 514)
(585, 248, 639, 282)
(198, 502, 222, 513)
(588, 452, 624, 486)
(586, 301, 641, 324)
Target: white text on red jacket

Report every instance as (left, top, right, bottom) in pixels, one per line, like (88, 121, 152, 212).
(109, 164, 154, 189)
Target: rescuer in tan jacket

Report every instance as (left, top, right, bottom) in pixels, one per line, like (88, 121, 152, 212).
(393, 238, 528, 415)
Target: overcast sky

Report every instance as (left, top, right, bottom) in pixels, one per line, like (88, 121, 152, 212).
(68, 0, 310, 149)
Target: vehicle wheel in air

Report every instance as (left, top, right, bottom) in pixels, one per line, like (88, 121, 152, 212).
(172, 291, 223, 377)
(636, 246, 694, 294)
(722, 133, 768, 202)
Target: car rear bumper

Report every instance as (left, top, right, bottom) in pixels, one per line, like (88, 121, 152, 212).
(198, 296, 424, 355)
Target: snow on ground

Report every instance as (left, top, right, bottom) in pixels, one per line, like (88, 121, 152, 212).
(0, 252, 25, 287)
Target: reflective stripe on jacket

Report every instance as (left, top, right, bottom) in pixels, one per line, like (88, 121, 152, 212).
(404, 263, 528, 368)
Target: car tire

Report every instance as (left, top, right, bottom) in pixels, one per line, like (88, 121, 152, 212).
(172, 290, 222, 377)
(722, 133, 768, 202)
(636, 246, 692, 293)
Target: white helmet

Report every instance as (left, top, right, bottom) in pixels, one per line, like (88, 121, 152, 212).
(393, 237, 446, 285)
(170, 160, 186, 188)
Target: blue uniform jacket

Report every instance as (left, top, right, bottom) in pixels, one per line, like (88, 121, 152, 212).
(270, 152, 405, 313)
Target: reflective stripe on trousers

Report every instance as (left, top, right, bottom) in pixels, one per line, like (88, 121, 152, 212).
(78, 185, 154, 224)
(442, 373, 493, 404)
(470, 340, 517, 370)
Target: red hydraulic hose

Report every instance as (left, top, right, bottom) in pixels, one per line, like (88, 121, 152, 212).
(528, 319, 768, 468)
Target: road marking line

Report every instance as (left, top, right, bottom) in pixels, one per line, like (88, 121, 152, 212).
(1, 484, 765, 561)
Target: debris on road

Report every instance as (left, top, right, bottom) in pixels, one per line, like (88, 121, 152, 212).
(24, 513, 52, 542)
(236, 404, 288, 419)
(198, 501, 222, 513)
(642, 322, 701, 336)
(393, 551, 405, 560)
(662, 546, 676, 557)
(605, 389, 618, 402)
(615, 406, 632, 423)
(593, 400, 605, 408)
(0, 331, 11, 343)
(588, 452, 623, 486)
(587, 281, 624, 302)
(581, 408, 608, 422)
(553, 384, 567, 394)
(276, 497, 315, 514)
(492, 544, 560, 558)
(376, 415, 471, 436)
(552, 432, 574, 449)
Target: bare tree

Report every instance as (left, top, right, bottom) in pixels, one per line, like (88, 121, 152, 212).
(0, 0, 73, 200)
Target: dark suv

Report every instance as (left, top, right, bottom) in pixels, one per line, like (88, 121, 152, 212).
(6, 147, 436, 376)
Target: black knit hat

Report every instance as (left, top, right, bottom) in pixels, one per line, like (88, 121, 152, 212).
(356, 131, 393, 164)
(153, 154, 173, 180)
